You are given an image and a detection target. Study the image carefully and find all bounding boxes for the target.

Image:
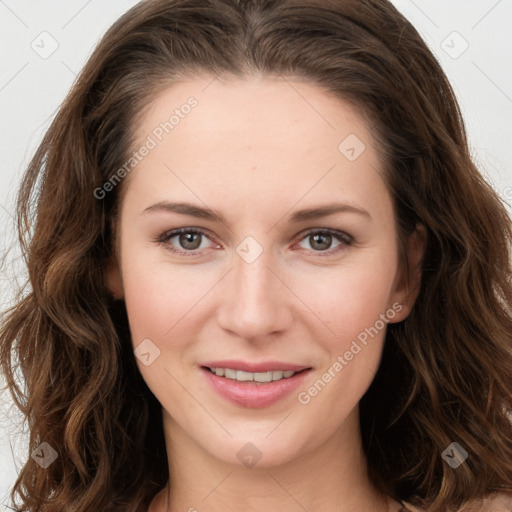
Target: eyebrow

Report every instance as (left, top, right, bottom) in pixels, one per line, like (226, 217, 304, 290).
(142, 200, 371, 223)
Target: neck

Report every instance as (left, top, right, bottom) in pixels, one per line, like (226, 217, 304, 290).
(151, 407, 393, 512)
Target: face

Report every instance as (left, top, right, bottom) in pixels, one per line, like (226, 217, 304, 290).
(107, 75, 424, 468)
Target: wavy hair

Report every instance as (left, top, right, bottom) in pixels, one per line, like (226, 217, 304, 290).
(1, 0, 512, 510)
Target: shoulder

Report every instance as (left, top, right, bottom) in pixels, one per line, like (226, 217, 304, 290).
(401, 491, 512, 511)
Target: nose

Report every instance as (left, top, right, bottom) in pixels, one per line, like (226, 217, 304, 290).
(216, 245, 293, 342)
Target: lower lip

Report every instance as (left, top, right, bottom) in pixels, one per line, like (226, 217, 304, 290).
(201, 367, 311, 408)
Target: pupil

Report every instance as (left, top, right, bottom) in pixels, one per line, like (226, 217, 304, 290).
(312, 233, 331, 251)
(180, 232, 201, 250)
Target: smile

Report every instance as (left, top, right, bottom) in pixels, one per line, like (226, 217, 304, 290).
(206, 367, 299, 383)
(201, 364, 312, 408)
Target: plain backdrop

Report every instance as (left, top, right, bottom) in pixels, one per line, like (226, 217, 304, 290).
(0, 0, 511, 508)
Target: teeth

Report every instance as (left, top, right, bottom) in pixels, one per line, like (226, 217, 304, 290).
(254, 371, 272, 383)
(236, 370, 254, 381)
(224, 368, 237, 379)
(209, 367, 299, 382)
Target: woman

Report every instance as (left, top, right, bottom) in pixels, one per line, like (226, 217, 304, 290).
(1, 0, 511, 511)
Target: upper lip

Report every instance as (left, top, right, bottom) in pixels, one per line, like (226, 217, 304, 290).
(200, 360, 311, 373)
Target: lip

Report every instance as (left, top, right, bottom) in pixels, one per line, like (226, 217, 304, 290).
(200, 360, 310, 373)
(200, 360, 312, 408)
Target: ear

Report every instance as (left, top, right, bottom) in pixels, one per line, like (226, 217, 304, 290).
(387, 224, 427, 323)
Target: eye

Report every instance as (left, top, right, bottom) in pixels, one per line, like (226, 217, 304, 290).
(157, 228, 216, 255)
(296, 229, 353, 254)
(156, 227, 353, 257)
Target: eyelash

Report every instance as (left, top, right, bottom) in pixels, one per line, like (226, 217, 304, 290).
(155, 227, 354, 257)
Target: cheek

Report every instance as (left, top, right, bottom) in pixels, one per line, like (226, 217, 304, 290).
(294, 256, 398, 347)
(121, 257, 207, 346)
(292, 263, 397, 430)
(120, 259, 212, 406)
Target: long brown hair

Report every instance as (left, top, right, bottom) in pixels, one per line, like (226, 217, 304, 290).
(1, 0, 511, 510)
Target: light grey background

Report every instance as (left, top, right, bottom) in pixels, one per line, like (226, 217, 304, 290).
(1, 0, 511, 508)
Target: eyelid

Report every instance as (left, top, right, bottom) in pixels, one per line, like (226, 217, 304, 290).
(156, 226, 354, 256)
(293, 227, 353, 256)
(297, 227, 353, 245)
(155, 227, 218, 256)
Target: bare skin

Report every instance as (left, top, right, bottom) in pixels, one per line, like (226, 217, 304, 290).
(106, 74, 425, 512)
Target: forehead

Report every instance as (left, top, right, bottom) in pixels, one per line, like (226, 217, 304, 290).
(121, 75, 391, 220)
(134, 74, 370, 153)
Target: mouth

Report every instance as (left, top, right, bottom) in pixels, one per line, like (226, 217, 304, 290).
(199, 361, 312, 408)
(203, 366, 309, 384)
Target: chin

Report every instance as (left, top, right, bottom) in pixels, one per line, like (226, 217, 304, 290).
(197, 423, 321, 470)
